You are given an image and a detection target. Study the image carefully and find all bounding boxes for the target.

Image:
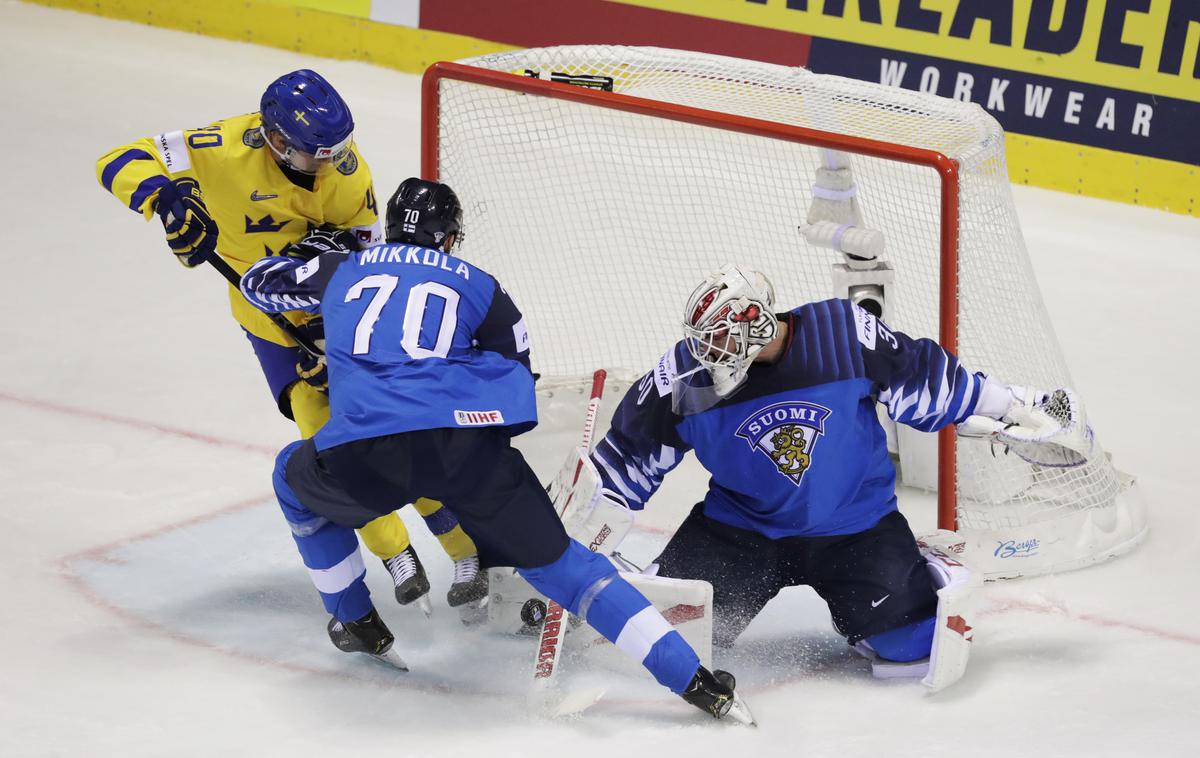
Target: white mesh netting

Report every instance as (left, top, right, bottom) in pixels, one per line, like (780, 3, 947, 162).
(430, 46, 1144, 578)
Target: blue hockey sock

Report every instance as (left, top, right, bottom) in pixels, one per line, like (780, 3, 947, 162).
(275, 441, 372, 623)
(864, 616, 936, 662)
(520, 540, 700, 693)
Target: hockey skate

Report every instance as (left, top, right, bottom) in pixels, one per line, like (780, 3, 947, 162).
(327, 608, 408, 671)
(384, 547, 432, 617)
(680, 667, 757, 726)
(447, 555, 489, 606)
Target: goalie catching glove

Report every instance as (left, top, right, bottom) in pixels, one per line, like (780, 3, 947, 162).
(153, 178, 217, 267)
(958, 378, 1094, 467)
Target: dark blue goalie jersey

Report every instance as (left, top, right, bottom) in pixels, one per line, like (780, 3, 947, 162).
(592, 299, 987, 539)
(241, 244, 536, 450)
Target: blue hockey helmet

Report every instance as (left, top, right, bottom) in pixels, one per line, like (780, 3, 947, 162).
(385, 178, 463, 250)
(260, 69, 355, 174)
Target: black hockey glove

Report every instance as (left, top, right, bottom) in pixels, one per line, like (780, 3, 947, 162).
(280, 226, 361, 262)
(154, 178, 218, 267)
(294, 318, 328, 394)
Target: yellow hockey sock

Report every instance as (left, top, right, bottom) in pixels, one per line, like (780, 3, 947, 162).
(357, 512, 413, 561)
(412, 497, 477, 561)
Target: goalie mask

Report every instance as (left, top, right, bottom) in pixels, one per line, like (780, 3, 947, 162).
(677, 264, 778, 409)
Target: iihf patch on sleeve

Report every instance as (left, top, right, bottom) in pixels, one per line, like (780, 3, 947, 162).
(852, 303, 877, 350)
(454, 410, 506, 426)
(735, 401, 832, 486)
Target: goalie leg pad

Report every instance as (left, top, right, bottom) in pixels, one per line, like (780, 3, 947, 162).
(844, 529, 977, 689)
(918, 532, 980, 692)
(519, 541, 700, 693)
(654, 502, 786, 648)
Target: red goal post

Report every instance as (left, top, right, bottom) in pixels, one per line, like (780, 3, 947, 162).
(423, 59, 965, 531)
(420, 46, 1144, 579)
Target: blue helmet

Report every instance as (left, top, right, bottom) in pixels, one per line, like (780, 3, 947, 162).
(260, 69, 354, 173)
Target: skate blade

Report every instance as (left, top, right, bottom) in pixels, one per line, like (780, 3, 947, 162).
(550, 686, 607, 717)
(457, 596, 489, 626)
(415, 594, 433, 619)
(723, 694, 757, 727)
(370, 647, 410, 672)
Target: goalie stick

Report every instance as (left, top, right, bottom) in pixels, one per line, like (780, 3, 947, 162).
(531, 369, 607, 700)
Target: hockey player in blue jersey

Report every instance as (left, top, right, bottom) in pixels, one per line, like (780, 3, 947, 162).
(239, 179, 755, 723)
(590, 264, 1088, 687)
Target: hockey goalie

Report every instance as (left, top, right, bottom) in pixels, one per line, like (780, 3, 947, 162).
(500, 264, 1094, 695)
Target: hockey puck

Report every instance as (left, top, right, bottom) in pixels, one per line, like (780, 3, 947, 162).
(520, 598, 548, 626)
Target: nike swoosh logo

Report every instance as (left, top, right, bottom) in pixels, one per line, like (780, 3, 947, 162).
(250, 191, 278, 201)
(871, 594, 890, 608)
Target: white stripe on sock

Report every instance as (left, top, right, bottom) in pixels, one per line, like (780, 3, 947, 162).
(308, 549, 366, 594)
(614, 605, 673, 664)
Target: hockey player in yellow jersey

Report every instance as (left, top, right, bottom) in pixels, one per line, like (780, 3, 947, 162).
(96, 69, 487, 612)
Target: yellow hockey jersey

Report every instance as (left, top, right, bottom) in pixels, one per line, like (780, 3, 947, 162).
(97, 111, 383, 345)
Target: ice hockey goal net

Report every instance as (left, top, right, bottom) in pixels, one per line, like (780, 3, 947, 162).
(422, 45, 1145, 579)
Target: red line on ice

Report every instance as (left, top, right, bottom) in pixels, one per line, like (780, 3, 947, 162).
(0, 390, 277, 456)
(983, 597, 1200, 646)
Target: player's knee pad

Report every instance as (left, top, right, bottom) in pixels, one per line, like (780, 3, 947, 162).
(518, 539, 616, 616)
(273, 440, 304, 487)
(274, 441, 326, 534)
(274, 444, 373, 623)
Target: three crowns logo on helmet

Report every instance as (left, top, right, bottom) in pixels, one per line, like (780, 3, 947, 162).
(734, 401, 832, 486)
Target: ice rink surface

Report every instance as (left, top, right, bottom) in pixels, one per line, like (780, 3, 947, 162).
(3, 2, 1199, 756)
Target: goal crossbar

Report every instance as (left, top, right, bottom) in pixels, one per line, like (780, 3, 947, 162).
(422, 60, 965, 530)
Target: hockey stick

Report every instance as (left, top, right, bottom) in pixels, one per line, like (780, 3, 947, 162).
(205, 251, 325, 357)
(531, 369, 607, 699)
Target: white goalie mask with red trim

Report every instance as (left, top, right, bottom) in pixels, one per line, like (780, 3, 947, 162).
(680, 264, 778, 401)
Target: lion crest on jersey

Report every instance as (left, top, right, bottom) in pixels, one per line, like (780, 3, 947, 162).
(735, 401, 831, 486)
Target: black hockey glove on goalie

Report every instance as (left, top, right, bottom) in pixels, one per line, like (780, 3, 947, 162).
(280, 226, 361, 262)
(294, 318, 328, 393)
(153, 178, 218, 267)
